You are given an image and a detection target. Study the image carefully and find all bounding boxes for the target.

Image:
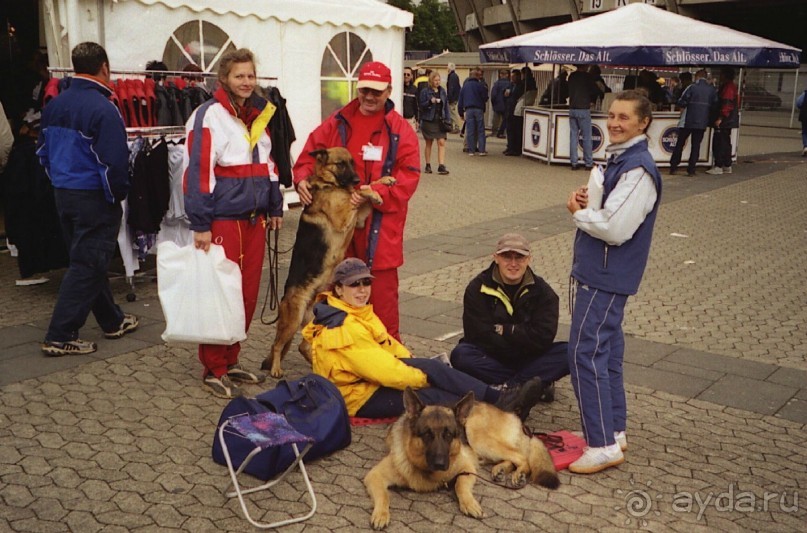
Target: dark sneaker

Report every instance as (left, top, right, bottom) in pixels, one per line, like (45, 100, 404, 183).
(226, 364, 266, 384)
(42, 339, 97, 356)
(105, 314, 139, 339)
(204, 374, 243, 399)
(538, 382, 556, 403)
(437, 164, 449, 175)
(424, 164, 432, 174)
(494, 376, 544, 421)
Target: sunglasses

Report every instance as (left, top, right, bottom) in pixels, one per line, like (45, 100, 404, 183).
(347, 278, 372, 288)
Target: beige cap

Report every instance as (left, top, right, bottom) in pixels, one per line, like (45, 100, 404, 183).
(495, 233, 531, 256)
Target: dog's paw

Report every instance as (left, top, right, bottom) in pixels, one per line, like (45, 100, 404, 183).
(491, 466, 508, 485)
(262, 361, 284, 379)
(508, 471, 528, 489)
(370, 508, 390, 530)
(377, 176, 397, 186)
(459, 497, 483, 519)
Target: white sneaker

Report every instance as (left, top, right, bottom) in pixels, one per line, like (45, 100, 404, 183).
(569, 444, 624, 474)
(16, 277, 49, 286)
(615, 431, 627, 452)
(705, 167, 724, 175)
(723, 166, 732, 174)
(802, 147, 807, 157)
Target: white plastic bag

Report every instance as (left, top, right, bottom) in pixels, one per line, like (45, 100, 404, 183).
(157, 241, 247, 345)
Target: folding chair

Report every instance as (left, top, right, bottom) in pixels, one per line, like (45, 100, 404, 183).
(218, 411, 317, 528)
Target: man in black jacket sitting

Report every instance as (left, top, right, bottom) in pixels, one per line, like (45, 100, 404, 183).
(450, 233, 569, 402)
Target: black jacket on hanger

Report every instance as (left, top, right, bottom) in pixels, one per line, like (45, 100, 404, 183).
(266, 86, 296, 187)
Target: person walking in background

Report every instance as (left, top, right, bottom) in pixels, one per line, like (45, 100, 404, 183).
(450, 233, 569, 402)
(672, 72, 692, 103)
(707, 67, 739, 175)
(184, 48, 284, 398)
(446, 63, 461, 134)
(490, 69, 511, 138)
(36, 42, 139, 356)
(565, 90, 662, 474)
(503, 69, 524, 156)
(418, 71, 450, 175)
(797, 86, 807, 156)
(294, 61, 420, 341)
(402, 67, 419, 133)
(669, 69, 717, 177)
(567, 65, 602, 170)
(539, 70, 569, 107)
(459, 66, 489, 156)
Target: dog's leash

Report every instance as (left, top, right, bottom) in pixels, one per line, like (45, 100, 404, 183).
(259, 227, 293, 325)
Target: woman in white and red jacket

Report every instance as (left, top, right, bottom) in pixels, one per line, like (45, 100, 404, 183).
(183, 48, 283, 399)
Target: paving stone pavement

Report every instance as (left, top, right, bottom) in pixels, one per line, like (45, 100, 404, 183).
(1, 131, 805, 532)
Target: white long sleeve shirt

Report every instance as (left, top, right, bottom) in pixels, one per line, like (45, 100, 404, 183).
(573, 134, 658, 246)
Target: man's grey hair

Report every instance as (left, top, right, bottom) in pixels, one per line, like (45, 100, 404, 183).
(448, 62, 456, 70)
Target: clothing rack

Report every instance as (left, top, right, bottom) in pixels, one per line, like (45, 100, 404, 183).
(48, 67, 277, 83)
(126, 125, 186, 137)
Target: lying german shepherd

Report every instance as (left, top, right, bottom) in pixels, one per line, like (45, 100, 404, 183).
(364, 388, 559, 529)
(261, 147, 395, 378)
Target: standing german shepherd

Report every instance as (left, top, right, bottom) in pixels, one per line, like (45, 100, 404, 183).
(364, 388, 559, 530)
(261, 147, 395, 378)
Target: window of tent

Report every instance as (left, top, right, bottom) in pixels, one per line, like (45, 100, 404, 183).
(320, 32, 373, 120)
(162, 20, 236, 89)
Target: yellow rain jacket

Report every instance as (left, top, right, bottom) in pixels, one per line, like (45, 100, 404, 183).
(302, 292, 428, 415)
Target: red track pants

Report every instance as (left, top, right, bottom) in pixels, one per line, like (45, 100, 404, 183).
(198, 218, 265, 378)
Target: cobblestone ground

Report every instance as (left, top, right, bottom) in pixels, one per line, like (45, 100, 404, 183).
(1, 132, 805, 532)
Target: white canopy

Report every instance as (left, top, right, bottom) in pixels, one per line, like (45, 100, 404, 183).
(480, 3, 801, 68)
(127, 0, 413, 29)
(42, 0, 413, 159)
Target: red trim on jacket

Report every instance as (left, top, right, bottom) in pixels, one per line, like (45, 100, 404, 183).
(214, 163, 270, 178)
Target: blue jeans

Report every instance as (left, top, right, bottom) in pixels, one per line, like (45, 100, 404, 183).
(354, 357, 495, 418)
(46, 189, 124, 342)
(450, 341, 570, 387)
(465, 108, 486, 154)
(802, 121, 807, 148)
(569, 108, 593, 167)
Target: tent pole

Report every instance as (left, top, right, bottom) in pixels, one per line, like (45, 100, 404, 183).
(790, 69, 799, 129)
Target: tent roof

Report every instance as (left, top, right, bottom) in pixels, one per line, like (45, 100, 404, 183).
(125, 0, 413, 29)
(416, 52, 507, 69)
(480, 3, 801, 68)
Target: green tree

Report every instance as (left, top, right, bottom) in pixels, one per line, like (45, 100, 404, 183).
(390, 0, 464, 53)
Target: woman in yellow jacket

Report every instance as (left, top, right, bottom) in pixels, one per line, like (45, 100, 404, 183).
(303, 258, 546, 419)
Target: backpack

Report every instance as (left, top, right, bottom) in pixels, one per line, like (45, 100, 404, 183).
(212, 374, 351, 481)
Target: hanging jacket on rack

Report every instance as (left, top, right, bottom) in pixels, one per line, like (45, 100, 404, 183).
(266, 86, 296, 187)
(3, 136, 68, 278)
(127, 138, 171, 233)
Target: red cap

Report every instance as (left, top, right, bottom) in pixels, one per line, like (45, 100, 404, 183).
(357, 61, 392, 91)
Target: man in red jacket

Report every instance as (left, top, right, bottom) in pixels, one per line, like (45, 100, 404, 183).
(293, 61, 420, 340)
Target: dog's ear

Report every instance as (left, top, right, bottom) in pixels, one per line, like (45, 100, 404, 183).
(310, 149, 329, 166)
(454, 391, 475, 424)
(403, 387, 425, 418)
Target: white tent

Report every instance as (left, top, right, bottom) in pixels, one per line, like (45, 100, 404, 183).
(480, 3, 801, 68)
(40, 0, 413, 158)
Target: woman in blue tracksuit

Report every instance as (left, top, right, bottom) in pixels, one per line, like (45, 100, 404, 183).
(565, 90, 662, 474)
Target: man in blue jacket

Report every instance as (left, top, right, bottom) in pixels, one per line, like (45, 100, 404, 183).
(446, 63, 461, 134)
(36, 42, 138, 356)
(490, 69, 511, 138)
(669, 69, 717, 176)
(458, 67, 489, 156)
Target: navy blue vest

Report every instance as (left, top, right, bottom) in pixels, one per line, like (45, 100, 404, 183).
(571, 139, 662, 295)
